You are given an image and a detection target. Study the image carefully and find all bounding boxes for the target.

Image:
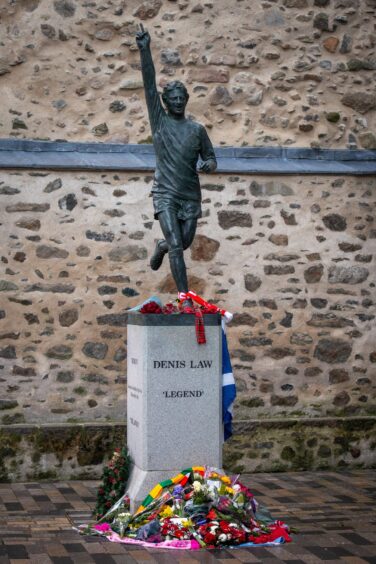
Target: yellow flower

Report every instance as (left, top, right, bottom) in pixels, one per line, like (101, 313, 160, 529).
(221, 476, 231, 485)
(159, 505, 173, 518)
(226, 487, 234, 495)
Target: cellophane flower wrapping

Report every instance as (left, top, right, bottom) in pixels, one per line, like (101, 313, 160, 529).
(82, 467, 293, 549)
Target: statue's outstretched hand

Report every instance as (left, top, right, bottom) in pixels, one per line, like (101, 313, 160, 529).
(198, 159, 217, 173)
(136, 23, 151, 50)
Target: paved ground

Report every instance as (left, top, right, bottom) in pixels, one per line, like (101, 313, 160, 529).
(0, 470, 375, 563)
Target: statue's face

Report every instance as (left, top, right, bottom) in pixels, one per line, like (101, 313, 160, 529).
(164, 88, 188, 116)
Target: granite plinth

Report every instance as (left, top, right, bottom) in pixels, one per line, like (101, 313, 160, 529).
(126, 313, 222, 510)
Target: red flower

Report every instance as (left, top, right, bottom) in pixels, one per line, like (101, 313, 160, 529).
(206, 509, 217, 520)
(236, 481, 254, 499)
(140, 301, 163, 314)
(219, 521, 231, 534)
(162, 303, 178, 314)
(230, 528, 246, 543)
(204, 532, 217, 545)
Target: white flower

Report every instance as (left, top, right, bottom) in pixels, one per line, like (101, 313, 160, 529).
(193, 480, 202, 492)
(117, 512, 131, 522)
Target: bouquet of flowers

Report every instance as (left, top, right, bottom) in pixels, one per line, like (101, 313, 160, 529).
(93, 447, 131, 520)
(82, 466, 293, 550)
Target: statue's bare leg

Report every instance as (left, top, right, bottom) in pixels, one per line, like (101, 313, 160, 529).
(181, 218, 197, 250)
(157, 210, 188, 294)
(150, 217, 197, 270)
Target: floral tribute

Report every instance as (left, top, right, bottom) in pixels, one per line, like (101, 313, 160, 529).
(139, 299, 209, 344)
(81, 466, 293, 550)
(93, 447, 131, 520)
(139, 300, 186, 315)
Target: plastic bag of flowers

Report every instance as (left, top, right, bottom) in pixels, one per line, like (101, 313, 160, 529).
(79, 466, 294, 550)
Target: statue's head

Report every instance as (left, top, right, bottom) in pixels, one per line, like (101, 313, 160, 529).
(162, 80, 189, 117)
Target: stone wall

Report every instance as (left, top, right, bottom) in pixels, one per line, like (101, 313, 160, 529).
(1, 0, 375, 148)
(0, 168, 375, 478)
(0, 0, 375, 479)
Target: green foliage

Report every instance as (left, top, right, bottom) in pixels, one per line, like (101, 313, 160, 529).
(326, 112, 341, 123)
(26, 469, 58, 480)
(73, 386, 87, 395)
(138, 134, 153, 144)
(1, 413, 25, 424)
(93, 447, 131, 520)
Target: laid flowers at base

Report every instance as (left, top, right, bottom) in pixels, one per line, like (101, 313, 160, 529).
(80, 466, 294, 550)
(93, 447, 131, 521)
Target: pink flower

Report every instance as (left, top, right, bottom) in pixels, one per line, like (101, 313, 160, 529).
(94, 523, 111, 532)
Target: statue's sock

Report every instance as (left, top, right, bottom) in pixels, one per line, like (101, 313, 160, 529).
(168, 247, 188, 293)
(159, 240, 168, 252)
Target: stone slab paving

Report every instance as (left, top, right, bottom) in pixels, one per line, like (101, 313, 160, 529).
(0, 470, 375, 564)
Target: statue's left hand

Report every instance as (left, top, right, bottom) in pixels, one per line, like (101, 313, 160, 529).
(198, 159, 216, 173)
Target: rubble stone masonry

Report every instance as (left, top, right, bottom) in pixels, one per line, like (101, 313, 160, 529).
(0, 0, 375, 148)
(0, 169, 375, 478)
(0, 0, 375, 479)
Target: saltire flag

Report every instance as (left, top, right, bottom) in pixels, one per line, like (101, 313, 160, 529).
(222, 321, 236, 441)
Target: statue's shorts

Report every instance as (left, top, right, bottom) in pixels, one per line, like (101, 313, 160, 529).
(153, 194, 202, 221)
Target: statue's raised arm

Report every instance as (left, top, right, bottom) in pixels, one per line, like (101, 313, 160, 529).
(136, 25, 163, 133)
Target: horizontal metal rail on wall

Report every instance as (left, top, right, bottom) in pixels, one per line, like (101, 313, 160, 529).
(0, 138, 375, 175)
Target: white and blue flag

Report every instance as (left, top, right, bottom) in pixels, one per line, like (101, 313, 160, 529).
(222, 322, 236, 441)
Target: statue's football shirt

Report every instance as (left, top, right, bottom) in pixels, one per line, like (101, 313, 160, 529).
(140, 47, 216, 203)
